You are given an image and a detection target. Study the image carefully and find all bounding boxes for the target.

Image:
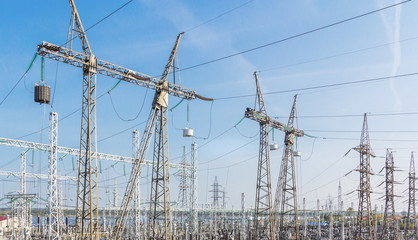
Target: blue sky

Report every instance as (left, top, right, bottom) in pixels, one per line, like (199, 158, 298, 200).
(1, 0, 418, 212)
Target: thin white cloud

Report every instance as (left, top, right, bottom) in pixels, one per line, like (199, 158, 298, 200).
(376, 0, 403, 110)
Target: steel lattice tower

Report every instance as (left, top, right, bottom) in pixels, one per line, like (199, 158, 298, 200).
(190, 142, 198, 238)
(20, 151, 30, 235)
(405, 152, 416, 239)
(178, 146, 191, 215)
(277, 95, 300, 240)
(381, 149, 398, 240)
(132, 129, 141, 239)
(354, 113, 376, 240)
(210, 177, 222, 208)
(48, 112, 60, 240)
(245, 73, 304, 239)
(248, 72, 275, 239)
(241, 193, 247, 239)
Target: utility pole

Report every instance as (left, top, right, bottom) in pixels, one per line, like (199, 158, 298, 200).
(381, 150, 398, 240)
(48, 112, 60, 240)
(354, 113, 376, 240)
(245, 72, 304, 239)
(190, 142, 198, 238)
(405, 152, 416, 240)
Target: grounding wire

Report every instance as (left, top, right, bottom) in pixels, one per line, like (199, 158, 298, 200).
(178, 0, 412, 72)
(215, 71, 418, 100)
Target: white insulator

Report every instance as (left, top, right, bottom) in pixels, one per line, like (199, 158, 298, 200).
(183, 128, 194, 137)
(294, 151, 301, 157)
(270, 143, 279, 151)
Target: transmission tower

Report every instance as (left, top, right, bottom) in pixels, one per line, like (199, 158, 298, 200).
(48, 112, 60, 240)
(132, 129, 141, 239)
(381, 149, 398, 240)
(178, 146, 191, 216)
(354, 113, 376, 240)
(190, 142, 198, 238)
(274, 95, 302, 240)
(37, 1, 210, 237)
(406, 152, 417, 240)
(245, 72, 304, 239)
(210, 176, 222, 209)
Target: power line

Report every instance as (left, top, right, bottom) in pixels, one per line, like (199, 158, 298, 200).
(304, 129, 418, 133)
(258, 35, 418, 72)
(184, 0, 255, 33)
(277, 111, 418, 119)
(215, 71, 418, 100)
(179, 0, 412, 72)
(199, 137, 258, 165)
(0, 0, 134, 108)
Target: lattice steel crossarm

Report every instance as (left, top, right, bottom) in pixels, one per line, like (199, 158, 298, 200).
(37, 42, 202, 100)
(245, 108, 305, 137)
(0, 171, 76, 181)
(0, 137, 189, 169)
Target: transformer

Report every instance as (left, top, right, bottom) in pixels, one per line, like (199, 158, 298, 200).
(34, 83, 50, 104)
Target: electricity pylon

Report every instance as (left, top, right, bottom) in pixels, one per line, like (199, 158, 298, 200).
(381, 149, 398, 240)
(405, 152, 416, 240)
(274, 95, 302, 240)
(354, 113, 376, 240)
(245, 72, 304, 239)
(37, 1, 211, 238)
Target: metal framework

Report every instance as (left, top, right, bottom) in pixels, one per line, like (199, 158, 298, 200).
(0, 137, 188, 169)
(354, 113, 376, 240)
(245, 72, 304, 239)
(177, 146, 191, 224)
(241, 193, 246, 239)
(48, 112, 60, 240)
(406, 152, 417, 240)
(37, 2, 210, 238)
(276, 95, 301, 240)
(381, 149, 398, 240)
(190, 142, 198, 238)
(132, 129, 141, 239)
(210, 177, 222, 209)
(19, 151, 31, 238)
